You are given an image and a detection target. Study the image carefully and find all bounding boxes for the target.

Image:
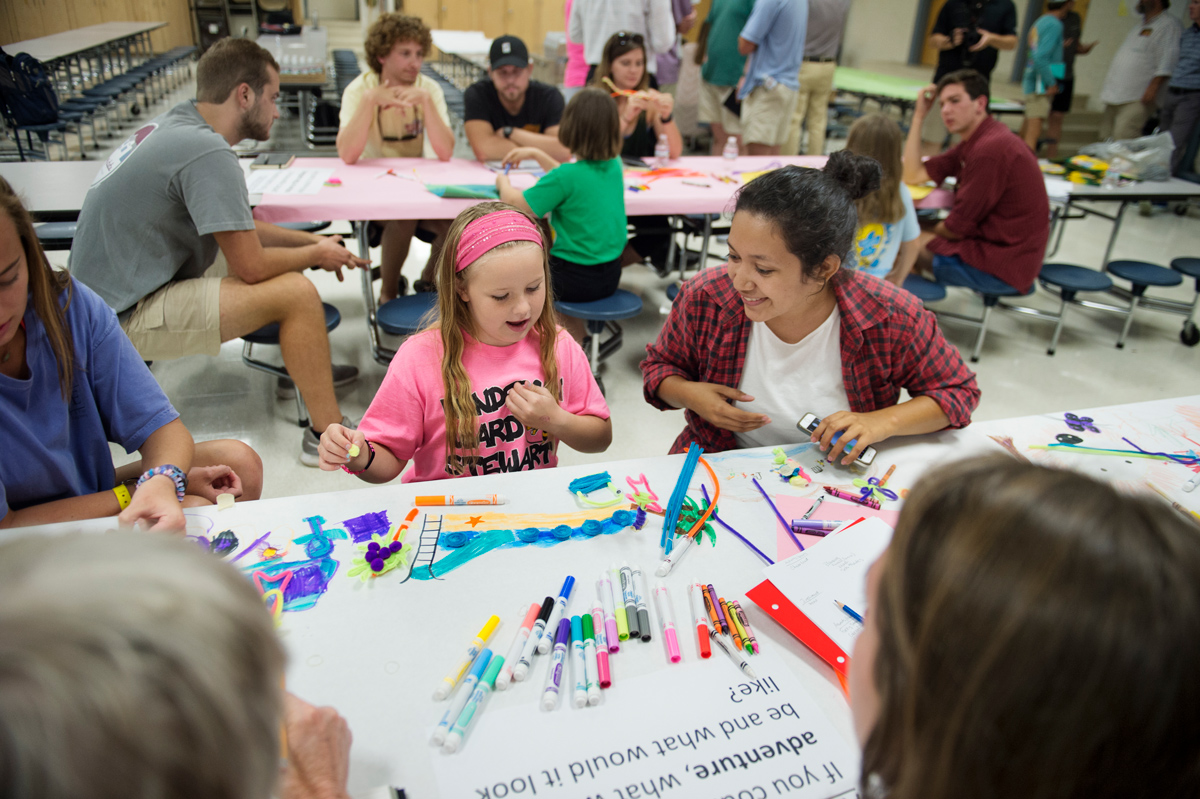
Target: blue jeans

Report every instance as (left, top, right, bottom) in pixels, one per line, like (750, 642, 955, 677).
(932, 254, 1025, 295)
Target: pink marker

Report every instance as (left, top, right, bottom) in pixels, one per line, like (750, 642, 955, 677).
(495, 602, 541, 690)
(654, 582, 682, 664)
(591, 603, 612, 688)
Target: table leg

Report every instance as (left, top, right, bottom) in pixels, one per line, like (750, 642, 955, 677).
(1101, 200, 1128, 271)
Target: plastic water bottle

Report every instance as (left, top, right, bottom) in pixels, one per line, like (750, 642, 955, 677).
(723, 135, 739, 161)
(655, 133, 670, 167)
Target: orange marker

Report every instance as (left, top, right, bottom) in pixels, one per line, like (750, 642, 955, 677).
(690, 580, 712, 658)
(415, 494, 508, 506)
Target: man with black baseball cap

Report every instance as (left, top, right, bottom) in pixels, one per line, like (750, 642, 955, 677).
(464, 35, 572, 161)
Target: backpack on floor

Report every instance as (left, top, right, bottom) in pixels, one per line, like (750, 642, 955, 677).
(0, 48, 60, 126)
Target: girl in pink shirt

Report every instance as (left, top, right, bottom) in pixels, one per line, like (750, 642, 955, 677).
(318, 203, 612, 482)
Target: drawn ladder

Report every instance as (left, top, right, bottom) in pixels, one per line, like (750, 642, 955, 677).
(399, 514, 443, 582)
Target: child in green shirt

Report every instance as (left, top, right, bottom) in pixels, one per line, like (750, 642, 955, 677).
(497, 88, 627, 341)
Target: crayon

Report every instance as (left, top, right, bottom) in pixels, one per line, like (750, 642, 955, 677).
(706, 584, 730, 634)
(434, 615, 499, 700)
(824, 485, 882, 510)
(495, 602, 540, 690)
(539, 576, 576, 654)
(432, 649, 492, 745)
(725, 598, 751, 654)
(442, 655, 505, 753)
(541, 618, 572, 711)
(700, 583, 723, 632)
(654, 582, 682, 663)
(732, 600, 759, 654)
(690, 580, 712, 659)
(720, 598, 744, 652)
(512, 597, 554, 682)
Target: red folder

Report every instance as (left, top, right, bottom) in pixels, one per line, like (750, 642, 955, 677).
(746, 578, 851, 679)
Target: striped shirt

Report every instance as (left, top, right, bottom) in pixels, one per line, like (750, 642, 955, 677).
(1170, 23, 1200, 90)
(1100, 11, 1181, 105)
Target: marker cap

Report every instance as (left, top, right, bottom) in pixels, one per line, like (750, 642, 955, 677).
(560, 575, 576, 599)
(480, 654, 505, 688)
(581, 613, 594, 640)
(571, 614, 583, 642)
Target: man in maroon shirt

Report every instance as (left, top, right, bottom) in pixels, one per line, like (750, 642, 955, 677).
(903, 69, 1049, 294)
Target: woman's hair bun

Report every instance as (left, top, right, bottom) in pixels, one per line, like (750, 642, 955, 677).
(824, 150, 883, 202)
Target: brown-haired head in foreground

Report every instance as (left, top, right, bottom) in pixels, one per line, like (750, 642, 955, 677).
(845, 114, 906, 226)
(863, 455, 1200, 799)
(935, 68, 990, 104)
(558, 88, 621, 161)
(196, 37, 279, 103)
(0, 176, 74, 399)
(365, 13, 433, 75)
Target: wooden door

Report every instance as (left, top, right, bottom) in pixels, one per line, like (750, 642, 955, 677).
(920, 0, 951, 67)
(440, 0, 478, 32)
(504, 0, 537, 43)
(404, 0, 440, 29)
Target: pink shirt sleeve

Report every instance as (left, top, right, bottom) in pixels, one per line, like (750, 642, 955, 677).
(554, 329, 611, 421)
(357, 331, 443, 465)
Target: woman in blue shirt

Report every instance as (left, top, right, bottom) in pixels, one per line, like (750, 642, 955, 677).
(0, 178, 261, 531)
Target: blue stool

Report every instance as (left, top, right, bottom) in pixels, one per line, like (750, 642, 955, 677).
(1038, 264, 1114, 355)
(666, 283, 679, 302)
(1170, 257, 1200, 346)
(242, 302, 341, 427)
(1107, 260, 1183, 348)
(902, 274, 947, 303)
(34, 221, 77, 252)
(555, 289, 644, 392)
(364, 292, 437, 364)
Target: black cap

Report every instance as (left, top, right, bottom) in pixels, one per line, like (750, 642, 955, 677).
(489, 35, 529, 70)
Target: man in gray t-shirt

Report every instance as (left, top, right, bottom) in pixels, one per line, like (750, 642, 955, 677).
(70, 38, 368, 466)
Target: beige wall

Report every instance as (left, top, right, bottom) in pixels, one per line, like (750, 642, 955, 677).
(2, 0, 196, 51)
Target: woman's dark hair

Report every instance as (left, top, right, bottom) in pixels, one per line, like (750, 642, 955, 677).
(558, 88, 621, 161)
(733, 151, 881, 280)
(863, 455, 1200, 799)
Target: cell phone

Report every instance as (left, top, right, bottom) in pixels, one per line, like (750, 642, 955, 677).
(797, 413, 877, 467)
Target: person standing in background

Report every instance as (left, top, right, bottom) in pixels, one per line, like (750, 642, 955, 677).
(1045, 0, 1097, 158)
(784, 0, 850, 156)
(569, 0, 676, 81)
(563, 0, 590, 102)
(1160, 0, 1200, 173)
(696, 0, 754, 155)
(1019, 0, 1069, 151)
(1098, 0, 1180, 142)
(657, 0, 698, 95)
(737, 0, 809, 156)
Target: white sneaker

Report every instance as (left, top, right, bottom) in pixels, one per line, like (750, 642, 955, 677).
(300, 415, 356, 467)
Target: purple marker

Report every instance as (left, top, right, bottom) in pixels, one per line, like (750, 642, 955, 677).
(541, 618, 572, 711)
(789, 519, 850, 534)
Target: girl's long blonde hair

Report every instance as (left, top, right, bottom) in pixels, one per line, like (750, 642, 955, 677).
(431, 202, 560, 475)
(845, 114, 906, 226)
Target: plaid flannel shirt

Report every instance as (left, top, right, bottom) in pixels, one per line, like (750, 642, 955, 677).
(641, 268, 981, 454)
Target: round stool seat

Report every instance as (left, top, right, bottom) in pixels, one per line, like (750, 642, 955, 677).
(276, 221, 331, 233)
(902, 274, 947, 303)
(1108, 259, 1183, 288)
(244, 302, 340, 344)
(377, 293, 437, 336)
(1040, 263, 1113, 295)
(665, 283, 679, 301)
(35, 221, 77, 245)
(555, 289, 643, 322)
(1170, 257, 1200, 279)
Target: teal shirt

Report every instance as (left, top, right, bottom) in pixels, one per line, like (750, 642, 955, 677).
(701, 0, 756, 87)
(1022, 14, 1064, 95)
(523, 158, 627, 265)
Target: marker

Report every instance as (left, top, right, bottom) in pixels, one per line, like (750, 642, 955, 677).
(835, 600, 864, 623)
(512, 597, 554, 682)
(632, 564, 652, 642)
(690, 580, 712, 659)
(655, 532, 693, 577)
(700, 583, 723, 632)
(654, 582, 682, 663)
(790, 519, 848, 533)
(541, 618, 572, 711)
(434, 615, 500, 700)
(1184, 471, 1200, 493)
(581, 613, 603, 703)
(591, 603, 612, 688)
(503, 162, 512, 176)
(732, 600, 759, 654)
(415, 494, 508, 506)
(431, 649, 492, 745)
(598, 571, 621, 651)
(710, 628, 757, 678)
(724, 598, 751, 654)
(824, 485, 882, 510)
(495, 602, 540, 690)
(442, 655, 504, 753)
(720, 598, 745, 652)
(619, 563, 640, 640)
(570, 616, 589, 708)
(706, 584, 730, 634)
(538, 576, 576, 654)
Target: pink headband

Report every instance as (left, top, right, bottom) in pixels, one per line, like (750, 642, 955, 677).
(455, 210, 543, 272)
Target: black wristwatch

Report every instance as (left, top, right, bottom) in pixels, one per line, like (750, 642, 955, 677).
(502, 125, 513, 139)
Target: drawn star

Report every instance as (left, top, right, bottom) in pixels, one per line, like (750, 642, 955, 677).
(467, 515, 485, 528)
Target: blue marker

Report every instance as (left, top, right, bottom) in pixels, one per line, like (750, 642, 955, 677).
(443, 655, 505, 753)
(431, 649, 492, 745)
(541, 618, 572, 711)
(538, 576, 576, 654)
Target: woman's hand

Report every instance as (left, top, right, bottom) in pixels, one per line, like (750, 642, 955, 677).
(186, 465, 243, 503)
(318, 424, 367, 472)
(683, 382, 771, 433)
(118, 475, 185, 532)
(506, 382, 564, 433)
(649, 90, 674, 120)
(279, 693, 352, 799)
(810, 410, 895, 465)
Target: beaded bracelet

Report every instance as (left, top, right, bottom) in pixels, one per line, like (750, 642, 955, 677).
(341, 440, 376, 475)
(136, 464, 188, 503)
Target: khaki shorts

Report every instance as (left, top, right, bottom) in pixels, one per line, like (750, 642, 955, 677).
(1023, 92, 1051, 121)
(697, 80, 743, 134)
(120, 256, 227, 360)
(740, 82, 798, 147)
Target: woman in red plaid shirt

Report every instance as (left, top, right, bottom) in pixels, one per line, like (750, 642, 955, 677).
(641, 154, 979, 459)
